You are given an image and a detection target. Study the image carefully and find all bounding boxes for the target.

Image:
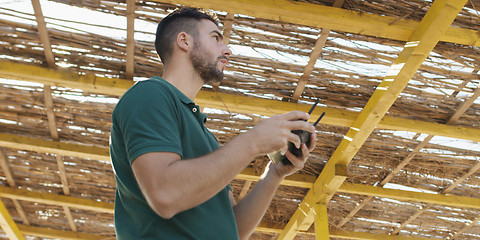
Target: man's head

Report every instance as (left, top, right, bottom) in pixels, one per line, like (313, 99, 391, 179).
(155, 7, 220, 65)
(155, 7, 231, 83)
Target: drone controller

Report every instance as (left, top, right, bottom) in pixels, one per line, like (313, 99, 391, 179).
(267, 99, 325, 165)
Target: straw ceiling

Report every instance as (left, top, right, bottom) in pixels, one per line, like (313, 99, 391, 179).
(0, 0, 479, 239)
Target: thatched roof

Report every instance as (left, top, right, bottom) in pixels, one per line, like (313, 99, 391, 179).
(0, 0, 479, 239)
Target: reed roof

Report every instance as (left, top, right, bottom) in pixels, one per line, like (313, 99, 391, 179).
(0, 0, 479, 239)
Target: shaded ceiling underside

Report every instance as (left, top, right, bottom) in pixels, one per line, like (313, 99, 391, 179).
(0, 0, 479, 239)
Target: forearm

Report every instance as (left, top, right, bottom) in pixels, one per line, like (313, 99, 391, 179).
(138, 132, 258, 218)
(232, 165, 283, 240)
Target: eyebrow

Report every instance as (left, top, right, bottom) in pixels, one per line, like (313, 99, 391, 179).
(210, 30, 224, 40)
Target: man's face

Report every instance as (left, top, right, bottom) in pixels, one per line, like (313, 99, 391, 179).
(190, 19, 231, 83)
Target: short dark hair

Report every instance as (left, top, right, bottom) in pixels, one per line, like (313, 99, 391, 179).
(155, 7, 220, 64)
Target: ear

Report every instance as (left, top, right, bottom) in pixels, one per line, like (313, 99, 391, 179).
(176, 32, 192, 52)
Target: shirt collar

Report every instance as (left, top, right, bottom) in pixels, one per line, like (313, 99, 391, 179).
(151, 76, 194, 105)
(151, 76, 208, 123)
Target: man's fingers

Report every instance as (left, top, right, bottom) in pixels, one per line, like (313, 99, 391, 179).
(308, 132, 317, 151)
(280, 111, 309, 121)
(284, 149, 305, 169)
(280, 145, 288, 155)
(287, 132, 302, 149)
(301, 143, 310, 159)
(287, 120, 315, 133)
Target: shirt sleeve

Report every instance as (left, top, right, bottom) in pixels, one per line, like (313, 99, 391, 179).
(115, 80, 183, 164)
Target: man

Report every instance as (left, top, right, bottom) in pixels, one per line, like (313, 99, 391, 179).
(110, 7, 317, 240)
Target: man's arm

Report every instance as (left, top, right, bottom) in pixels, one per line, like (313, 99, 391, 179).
(230, 133, 317, 240)
(132, 111, 315, 219)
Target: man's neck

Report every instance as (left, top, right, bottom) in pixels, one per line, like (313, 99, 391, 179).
(161, 68, 204, 101)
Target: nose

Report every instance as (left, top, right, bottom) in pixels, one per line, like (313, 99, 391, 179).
(223, 44, 232, 57)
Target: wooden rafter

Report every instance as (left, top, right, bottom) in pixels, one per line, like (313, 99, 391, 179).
(12, 1, 59, 237)
(387, 85, 480, 235)
(442, 161, 480, 194)
(43, 86, 59, 140)
(32, 0, 77, 230)
(152, 0, 480, 47)
(1, 61, 479, 142)
(31, 0, 55, 68)
(277, 0, 469, 238)
(44, 84, 77, 232)
(0, 150, 30, 226)
(289, 0, 345, 103)
(0, 150, 16, 188)
(0, 150, 23, 239)
(126, 0, 135, 80)
(222, 13, 234, 46)
(448, 215, 480, 239)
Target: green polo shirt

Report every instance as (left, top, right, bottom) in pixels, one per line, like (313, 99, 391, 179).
(110, 77, 239, 239)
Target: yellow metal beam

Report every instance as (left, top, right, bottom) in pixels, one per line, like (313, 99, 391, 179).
(329, 229, 430, 240)
(277, 0, 468, 238)
(0, 186, 114, 214)
(236, 167, 316, 188)
(18, 224, 107, 240)
(255, 222, 431, 239)
(152, 0, 480, 47)
(20, 222, 432, 240)
(0, 132, 110, 162)
(18, 224, 104, 240)
(338, 183, 480, 210)
(1, 131, 479, 209)
(1, 61, 480, 142)
(2, 131, 480, 209)
(0, 61, 132, 96)
(0, 200, 25, 240)
(3, 159, 476, 211)
(0, 179, 478, 238)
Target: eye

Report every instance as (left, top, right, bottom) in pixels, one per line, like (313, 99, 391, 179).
(214, 35, 219, 41)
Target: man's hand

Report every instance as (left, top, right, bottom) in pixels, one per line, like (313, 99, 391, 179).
(247, 111, 316, 157)
(269, 130, 317, 178)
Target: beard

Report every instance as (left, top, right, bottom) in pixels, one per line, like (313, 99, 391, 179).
(190, 42, 225, 84)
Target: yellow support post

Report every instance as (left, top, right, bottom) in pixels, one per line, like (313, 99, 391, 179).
(0, 200, 24, 240)
(314, 203, 329, 240)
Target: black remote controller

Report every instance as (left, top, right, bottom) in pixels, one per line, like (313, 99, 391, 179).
(280, 129, 312, 165)
(267, 99, 325, 165)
